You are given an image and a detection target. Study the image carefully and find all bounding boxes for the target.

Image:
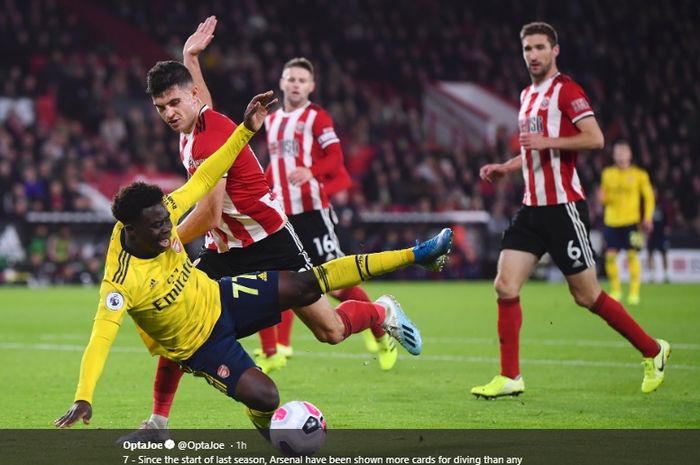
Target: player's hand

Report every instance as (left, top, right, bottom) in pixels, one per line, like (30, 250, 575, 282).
(480, 163, 507, 183)
(243, 91, 278, 132)
(288, 167, 313, 186)
(519, 132, 548, 150)
(184, 15, 217, 57)
(641, 219, 653, 234)
(54, 400, 92, 428)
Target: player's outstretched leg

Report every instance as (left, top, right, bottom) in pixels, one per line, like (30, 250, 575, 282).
(277, 232, 452, 357)
(311, 228, 454, 294)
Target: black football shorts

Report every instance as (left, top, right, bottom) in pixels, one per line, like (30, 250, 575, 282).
(288, 208, 345, 267)
(501, 201, 596, 276)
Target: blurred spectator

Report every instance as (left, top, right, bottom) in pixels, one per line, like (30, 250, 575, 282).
(26, 224, 52, 284)
(1, 0, 698, 281)
(46, 225, 77, 281)
(99, 108, 127, 151)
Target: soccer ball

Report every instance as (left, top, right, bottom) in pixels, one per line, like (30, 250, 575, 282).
(269, 400, 327, 456)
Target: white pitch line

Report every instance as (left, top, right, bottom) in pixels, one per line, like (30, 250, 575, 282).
(268, 334, 700, 351)
(1, 342, 698, 371)
(20, 334, 700, 351)
(0, 342, 142, 353)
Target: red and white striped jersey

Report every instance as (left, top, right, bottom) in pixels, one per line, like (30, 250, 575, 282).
(518, 73, 594, 206)
(264, 101, 343, 215)
(180, 106, 286, 250)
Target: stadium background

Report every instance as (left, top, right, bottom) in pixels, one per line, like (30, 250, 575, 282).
(0, 0, 699, 435)
(1, 0, 699, 284)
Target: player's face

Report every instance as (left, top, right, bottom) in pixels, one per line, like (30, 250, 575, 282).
(127, 203, 173, 256)
(152, 84, 200, 133)
(613, 144, 632, 168)
(522, 34, 559, 81)
(280, 67, 315, 109)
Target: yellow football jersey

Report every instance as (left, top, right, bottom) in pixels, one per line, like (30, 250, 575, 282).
(74, 123, 254, 403)
(600, 165, 654, 227)
(97, 222, 222, 359)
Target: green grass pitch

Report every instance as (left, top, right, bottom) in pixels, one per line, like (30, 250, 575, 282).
(1, 282, 698, 429)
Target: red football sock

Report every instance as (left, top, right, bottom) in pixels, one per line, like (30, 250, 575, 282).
(152, 356, 184, 417)
(335, 300, 386, 339)
(335, 286, 385, 338)
(277, 310, 294, 347)
(498, 297, 523, 379)
(591, 291, 659, 357)
(335, 286, 370, 302)
(258, 327, 278, 356)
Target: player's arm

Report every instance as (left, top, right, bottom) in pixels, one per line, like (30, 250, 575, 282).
(640, 170, 655, 233)
(311, 116, 343, 178)
(55, 287, 127, 428)
(520, 116, 604, 152)
(288, 142, 347, 188)
(288, 112, 343, 187)
(169, 92, 277, 214)
(322, 165, 352, 196)
(183, 15, 217, 109)
(176, 179, 226, 244)
(479, 155, 522, 183)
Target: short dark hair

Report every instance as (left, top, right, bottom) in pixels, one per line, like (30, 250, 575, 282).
(112, 182, 164, 224)
(146, 61, 193, 97)
(283, 57, 314, 77)
(520, 22, 558, 47)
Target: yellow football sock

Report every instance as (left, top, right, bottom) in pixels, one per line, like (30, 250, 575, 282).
(245, 407, 275, 430)
(628, 250, 641, 297)
(312, 249, 414, 294)
(605, 251, 621, 295)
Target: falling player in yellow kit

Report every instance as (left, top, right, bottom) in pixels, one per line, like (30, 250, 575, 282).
(54, 92, 454, 433)
(599, 140, 655, 305)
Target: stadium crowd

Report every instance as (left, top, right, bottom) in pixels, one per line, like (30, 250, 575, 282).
(0, 0, 698, 283)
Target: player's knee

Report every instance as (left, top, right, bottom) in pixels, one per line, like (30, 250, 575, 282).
(298, 278, 322, 307)
(246, 379, 279, 413)
(257, 384, 280, 412)
(325, 330, 345, 345)
(494, 275, 519, 299)
(307, 313, 345, 344)
(278, 273, 321, 309)
(281, 271, 322, 308)
(235, 368, 280, 412)
(312, 325, 345, 345)
(571, 289, 596, 309)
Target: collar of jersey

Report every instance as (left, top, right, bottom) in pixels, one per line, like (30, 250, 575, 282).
(532, 71, 560, 93)
(281, 100, 311, 117)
